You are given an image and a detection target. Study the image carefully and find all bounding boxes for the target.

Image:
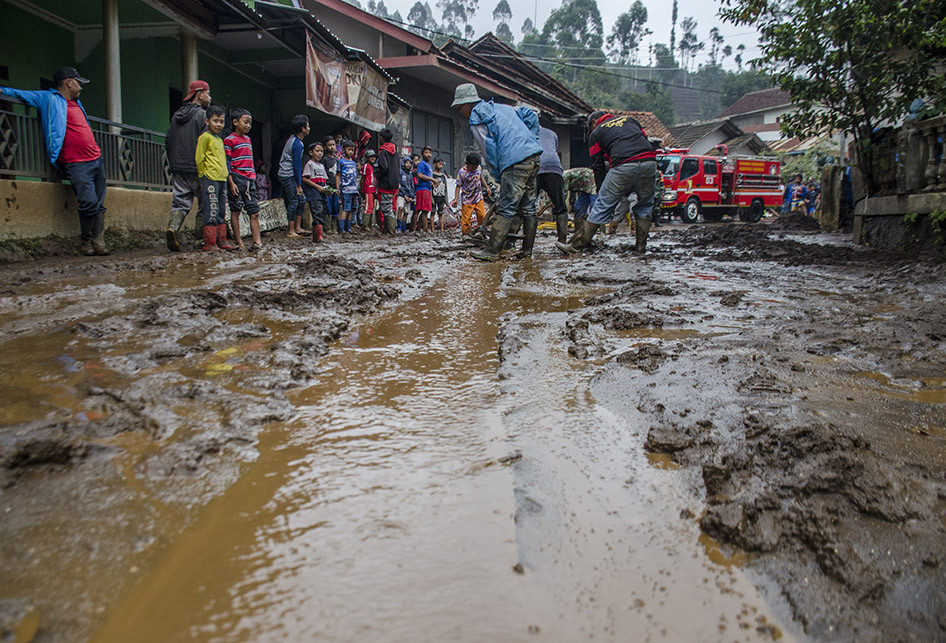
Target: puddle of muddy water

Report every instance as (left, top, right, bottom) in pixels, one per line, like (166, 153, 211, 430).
(85, 258, 794, 643)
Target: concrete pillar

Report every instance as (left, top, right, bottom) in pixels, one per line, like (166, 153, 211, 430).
(181, 30, 199, 89)
(103, 0, 121, 123)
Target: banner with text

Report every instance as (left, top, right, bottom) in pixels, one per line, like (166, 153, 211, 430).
(345, 61, 388, 132)
(305, 31, 348, 119)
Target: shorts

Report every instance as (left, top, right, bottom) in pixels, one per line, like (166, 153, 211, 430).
(433, 198, 446, 215)
(415, 188, 432, 211)
(341, 192, 360, 213)
(229, 172, 260, 215)
(397, 195, 411, 212)
(170, 172, 201, 212)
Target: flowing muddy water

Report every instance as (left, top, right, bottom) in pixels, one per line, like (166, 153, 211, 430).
(87, 259, 788, 642)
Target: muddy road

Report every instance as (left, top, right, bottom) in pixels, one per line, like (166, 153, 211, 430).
(0, 221, 944, 642)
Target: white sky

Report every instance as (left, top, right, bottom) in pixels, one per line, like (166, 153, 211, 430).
(385, 0, 762, 71)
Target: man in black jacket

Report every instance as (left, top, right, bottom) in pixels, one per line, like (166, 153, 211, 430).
(165, 80, 211, 251)
(556, 111, 657, 255)
(374, 128, 400, 235)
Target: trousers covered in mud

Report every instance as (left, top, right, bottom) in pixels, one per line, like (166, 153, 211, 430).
(588, 160, 656, 225)
(199, 177, 227, 226)
(496, 153, 540, 220)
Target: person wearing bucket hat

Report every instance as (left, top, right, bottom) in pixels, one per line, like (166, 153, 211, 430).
(165, 80, 212, 251)
(1, 66, 110, 256)
(451, 83, 543, 261)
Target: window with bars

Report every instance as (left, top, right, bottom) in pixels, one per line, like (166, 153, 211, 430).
(410, 110, 454, 174)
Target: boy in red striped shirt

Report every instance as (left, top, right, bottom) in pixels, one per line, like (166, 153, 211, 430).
(224, 109, 262, 251)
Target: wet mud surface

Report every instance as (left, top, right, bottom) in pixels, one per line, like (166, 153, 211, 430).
(0, 222, 944, 641)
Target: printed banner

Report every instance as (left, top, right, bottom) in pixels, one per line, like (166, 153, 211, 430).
(305, 31, 349, 118)
(345, 61, 388, 132)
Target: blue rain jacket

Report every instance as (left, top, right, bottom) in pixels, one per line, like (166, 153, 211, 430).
(468, 100, 542, 181)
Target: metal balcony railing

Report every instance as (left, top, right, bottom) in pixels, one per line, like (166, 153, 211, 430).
(0, 96, 170, 190)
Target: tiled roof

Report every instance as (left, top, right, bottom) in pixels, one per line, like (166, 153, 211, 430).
(600, 110, 675, 145)
(719, 88, 791, 118)
(668, 118, 740, 147)
(740, 123, 782, 134)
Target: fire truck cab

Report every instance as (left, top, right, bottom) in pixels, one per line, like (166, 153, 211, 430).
(657, 147, 781, 223)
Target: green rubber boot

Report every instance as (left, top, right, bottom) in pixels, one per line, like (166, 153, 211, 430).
(470, 215, 512, 262)
(513, 216, 538, 260)
(635, 218, 651, 254)
(555, 220, 600, 255)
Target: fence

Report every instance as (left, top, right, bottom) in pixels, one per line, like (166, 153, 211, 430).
(0, 96, 170, 190)
(861, 114, 946, 197)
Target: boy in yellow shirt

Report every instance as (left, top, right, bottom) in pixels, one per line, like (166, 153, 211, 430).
(195, 105, 235, 251)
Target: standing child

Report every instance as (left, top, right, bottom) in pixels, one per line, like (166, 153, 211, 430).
(195, 105, 235, 251)
(224, 108, 262, 251)
(451, 153, 492, 238)
(375, 129, 400, 235)
(276, 115, 310, 238)
(354, 157, 366, 229)
(302, 142, 331, 242)
(336, 139, 360, 233)
(322, 136, 340, 233)
(362, 150, 377, 230)
(255, 161, 270, 202)
(431, 157, 447, 232)
(413, 145, 439, 233)
(398, 158, 415, 232)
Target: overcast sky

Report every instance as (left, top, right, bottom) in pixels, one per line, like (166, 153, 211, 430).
(384, 0, 761, 71)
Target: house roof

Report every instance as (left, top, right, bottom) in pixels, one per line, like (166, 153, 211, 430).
(302, 0, 439, 54)
(668, 118, 743, 148)
(710, 133, 771, 155)
(740, 123, 782, 134)
(719, 88, 791, 118)
(376, 54, 518, 101)
(601, 110, 675, 145)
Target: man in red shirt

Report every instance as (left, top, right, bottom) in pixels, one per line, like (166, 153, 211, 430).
(1, 66, 108, 255)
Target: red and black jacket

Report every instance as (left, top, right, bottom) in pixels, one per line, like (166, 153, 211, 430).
(588, 113, 655, 190)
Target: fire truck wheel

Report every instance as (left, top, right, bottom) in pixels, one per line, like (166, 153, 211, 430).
(681, 197, 701, 223)
(746, 199, 764, 223)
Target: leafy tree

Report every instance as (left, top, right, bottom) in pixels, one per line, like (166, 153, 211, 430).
(677, 16, 703, 72)
(437, 0, 479, 38)
(391, 9, 403, 21)
(368, 0, 390, 17)
(620, 80, 676, 126)
(492, 0, 514, 42)
(708, 27, 725, 67)
(734, 43, 745, 71)
(653, 42, 679, 83)
(607, 1, 649, 65)
(407, 1, 439, 36)
(721, 0, 946, 193)
(669, 0, 678, 61)
(521, 17, 535, 35)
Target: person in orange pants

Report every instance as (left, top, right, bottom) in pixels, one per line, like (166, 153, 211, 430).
(451, 153, 492, 238)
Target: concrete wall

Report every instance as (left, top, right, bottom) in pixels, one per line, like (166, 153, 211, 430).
(0, 179, 171, 239)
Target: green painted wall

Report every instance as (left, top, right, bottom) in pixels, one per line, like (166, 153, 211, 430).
(0, 5, 74, 90)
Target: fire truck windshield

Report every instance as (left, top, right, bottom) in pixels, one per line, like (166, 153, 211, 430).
(657, 155, 680, 177)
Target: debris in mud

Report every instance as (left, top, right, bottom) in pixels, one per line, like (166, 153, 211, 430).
(583, 279, 678, 306)
(512, 562, 525, 574)
(717, 291, 746, 307)
(644, 420, 714, 456)
(768, 212, 822, 231)
(3, 437, 89, 469)
(582, 306, 663, 331)
(563, 317, 606, 360)
(615, 344, 668, 374)
(498, 452, 522, 465)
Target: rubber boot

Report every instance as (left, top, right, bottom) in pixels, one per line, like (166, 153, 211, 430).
(91, 211, 109, 255)
(194, 215, 204, 247)
(635, 218, 651, 254)
(166, 210, 186, 252)
(555, 220, 600, 255)
(652, 211, 662, 228)
(470, 215, 512, 262)
(513, 217, 538, 260)
(313, 224, 323, 243)
(554, 213, 569, 244)
(215, 224, 235, 251)
(202, 225, 219, 251)
(505, 216, 521, 251)
(385, 213, 397, 235)
(79, 215, 95, 256)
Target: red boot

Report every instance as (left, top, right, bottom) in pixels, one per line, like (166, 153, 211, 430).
(215, 224, 235, 251)
(313, 224, 323, 242)
(202, 225, 219, 251)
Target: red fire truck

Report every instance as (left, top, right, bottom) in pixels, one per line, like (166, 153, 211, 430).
(657, 147, 782, 223)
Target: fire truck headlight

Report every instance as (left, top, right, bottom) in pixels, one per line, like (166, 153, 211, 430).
(662, 191, 676, 201)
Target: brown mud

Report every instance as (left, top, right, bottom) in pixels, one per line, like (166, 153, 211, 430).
(0, 222, 944, 641)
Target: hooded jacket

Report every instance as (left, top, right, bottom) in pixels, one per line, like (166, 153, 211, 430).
(587, 113, 655, 189)
(0, 87, 89, 165)
(468, 100, 542, 181)
(375, 141, 400, 193)
(166, 102, 206, 174)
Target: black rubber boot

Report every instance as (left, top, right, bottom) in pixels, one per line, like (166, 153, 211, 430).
(384, 213, 397, 235)
(505, 216, 522, 251)
(79, 215, 95, 255)
(555, 220, 600, 255)
(166, 210, 186, 252)
(91, 211, 109, 255)
(513, 217, 538, 259)
(555, 213, 569, 244)
(636, 218, 651, 254)
(470, 215, 512, 262)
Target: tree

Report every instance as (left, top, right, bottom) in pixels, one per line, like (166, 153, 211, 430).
(620, 80, 676, 126)
(669, 0, 678, 62)
(607, 0, 649, 65)
(734, 43, 745, 71)
(492, 0, 514, 42)
(708, 26, 725, 67)
(437, 0, 479, 38)
(407, 1, 439, 36)
(521, 17, 535, 35)
(677, 16, 703, 72)
(721, 0, 946, 193)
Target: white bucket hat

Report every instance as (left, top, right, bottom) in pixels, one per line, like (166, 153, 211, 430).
(451, 83, 481, 107)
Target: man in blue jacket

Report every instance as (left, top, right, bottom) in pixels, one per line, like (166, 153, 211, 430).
(1, 66, 109, 256)
(452, 83, 542, 261)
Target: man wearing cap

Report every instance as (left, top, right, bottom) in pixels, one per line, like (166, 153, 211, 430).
(165, 80, 212, 251)
(451, 83, 543, 261)
(1, 66, 109, 256)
